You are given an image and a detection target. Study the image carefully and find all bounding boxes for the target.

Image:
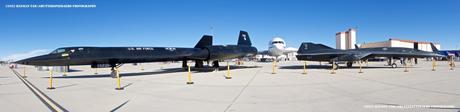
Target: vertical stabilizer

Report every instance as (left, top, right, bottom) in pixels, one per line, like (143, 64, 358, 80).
(194, 35, 213, 48)
(297, 42, 335, 53)
(237, 31, 252, 46)
(430, 43, 439, 52)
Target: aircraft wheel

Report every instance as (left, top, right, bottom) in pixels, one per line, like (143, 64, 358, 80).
(346, 62, 353, 68)
(182, 60, 187, 68)
(212, 61, 219, 68)
(391, 63, 397, 68)
(195, 60, 204, 68)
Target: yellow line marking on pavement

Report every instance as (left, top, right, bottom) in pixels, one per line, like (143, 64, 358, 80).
(11, 69, 68, 112)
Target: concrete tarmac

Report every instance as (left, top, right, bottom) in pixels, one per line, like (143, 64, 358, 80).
(1, 60, 460, 112)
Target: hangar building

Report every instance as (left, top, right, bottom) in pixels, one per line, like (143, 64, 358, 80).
(336, 28, 357, 50)
(360, 38, 441, 52)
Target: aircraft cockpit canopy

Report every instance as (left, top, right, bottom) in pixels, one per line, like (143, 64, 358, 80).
(272, 41, 284, 44)
(50, 47, 88, 54)
(50, 48, 66, 54)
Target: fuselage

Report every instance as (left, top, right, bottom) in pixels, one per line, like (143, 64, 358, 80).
(14, 30, 258, 67)
(208, 45, 258, 60)
(296, 47, 443, 61)
(15, 45, 258, 66)
(17, 47, 199, 66)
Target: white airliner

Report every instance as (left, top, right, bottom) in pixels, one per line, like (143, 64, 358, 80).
(267, 37, 298, 59)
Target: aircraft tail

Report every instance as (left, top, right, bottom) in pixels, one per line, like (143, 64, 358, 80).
(430, 43, 439, 52)
(237, 30, 252, 46)
(194, 35, 213, 48)
(297, 42, 335, 53)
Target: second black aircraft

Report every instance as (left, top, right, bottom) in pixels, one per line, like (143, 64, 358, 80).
(296, 42, 444, 68)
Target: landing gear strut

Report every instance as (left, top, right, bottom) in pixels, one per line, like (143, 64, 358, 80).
(212, 60, 219, 71)
(182, 60, 187, 68)
(391, 63, 397, 68)
(346, 62, 353, 68)
(388, 57, 398, 68)
(195, 60, 204, 68)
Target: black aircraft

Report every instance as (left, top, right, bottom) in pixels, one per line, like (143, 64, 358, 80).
(15, 31, 257, 75)
(296, 42, 444, 68)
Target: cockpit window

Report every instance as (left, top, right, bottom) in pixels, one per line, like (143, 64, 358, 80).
(50, 49, 66, 54)
(272, 41, 284, 44)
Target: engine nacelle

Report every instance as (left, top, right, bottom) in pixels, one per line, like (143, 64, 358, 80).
(207, 45, 257, 61)
(188, 48, 210, 60)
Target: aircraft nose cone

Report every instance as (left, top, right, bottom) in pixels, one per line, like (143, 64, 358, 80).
(274, 44, 284, 50)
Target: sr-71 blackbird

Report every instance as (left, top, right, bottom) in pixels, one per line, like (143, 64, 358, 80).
(296, 42, 444, 68)
(15, 31, 258, 75)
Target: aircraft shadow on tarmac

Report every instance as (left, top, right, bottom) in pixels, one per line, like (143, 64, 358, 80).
(279, 65, 419, 70)
(49, 65, 261, 79)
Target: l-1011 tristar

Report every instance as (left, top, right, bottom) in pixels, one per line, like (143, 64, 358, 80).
(267, 37, 297, 57)
(15, 31, 257, 76)
(296, 42, 444, 68)
(258, 37, 297, 61)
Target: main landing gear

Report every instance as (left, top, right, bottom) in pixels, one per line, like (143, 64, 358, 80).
(387, 57, 398, 68)
(182, 60, 207, 68)
(195, 60, 204, 68)
(346, 62, 353, 68)
(390, 63, 398, 68)
(182, 60, 220, 71)
(212, 60, 220, 71)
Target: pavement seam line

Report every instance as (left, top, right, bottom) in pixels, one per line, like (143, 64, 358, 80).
(10, 69, 68, 112)
(224, 69, 261, 112)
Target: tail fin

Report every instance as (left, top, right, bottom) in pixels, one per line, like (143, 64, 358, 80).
(354, 44, 360, 49)
(237, 30, 252, 46)
(194, 35, 213, 48)
(297, 42, 334, 53)
(430, 43, 439, 52)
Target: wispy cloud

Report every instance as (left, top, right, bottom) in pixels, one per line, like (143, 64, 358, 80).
(1, 49, 50, 61)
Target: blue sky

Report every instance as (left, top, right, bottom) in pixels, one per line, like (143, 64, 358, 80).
(1, 0, 459, 60)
